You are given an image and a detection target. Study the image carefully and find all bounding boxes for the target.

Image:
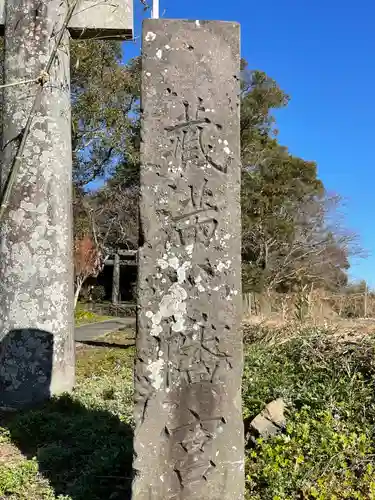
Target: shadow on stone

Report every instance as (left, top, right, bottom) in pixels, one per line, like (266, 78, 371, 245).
(1, 395, 134, 500)
(0, 329, 53, 409)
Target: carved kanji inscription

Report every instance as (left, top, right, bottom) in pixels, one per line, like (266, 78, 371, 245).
(165, 97, 232, 174)
(134, 20, 243, 500)
(162, 324, 232, 388)
(171, 181, 219, 247)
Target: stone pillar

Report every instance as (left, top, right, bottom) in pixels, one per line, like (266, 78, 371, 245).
(133, 20, 244, 499)
(0, 0, 74, 408)
(112, 253, 120, 304)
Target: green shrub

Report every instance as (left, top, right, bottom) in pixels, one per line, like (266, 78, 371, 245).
(243, 327, 375, 499)
(74, 307, 110, 326)
(0, 457, 69, 499)
(74, 308, 97, 324)
(90, 285, 106, 302)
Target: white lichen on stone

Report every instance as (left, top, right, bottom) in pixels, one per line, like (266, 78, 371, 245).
(147, 249, 192, 337)
(156, 258, 169, 270)
(145, 31, 157, 41)
(213, 284, 225, 292)
(185, 244, 194, 256)
(217, 260, 232, 273)
(195, 275, 205, 292)
(147, 358, 164, 389)
(158, 283, 187, 333)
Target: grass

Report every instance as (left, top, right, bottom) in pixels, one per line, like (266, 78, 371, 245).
(74, 307, 111, 327)
(2, 324, 375, 499)
(96, 328, 135, 345)
(243, 324, 375, 499)
(0, 339, 134, 500)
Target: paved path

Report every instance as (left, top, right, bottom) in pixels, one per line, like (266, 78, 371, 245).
(75, 317, 135, 342)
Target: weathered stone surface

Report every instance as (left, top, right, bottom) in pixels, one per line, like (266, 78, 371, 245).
(69, 0, 133, 39)
(0, 0, 75, 407)
(0, 0, 134, 39)
(133, 19, 244, 499)
(0, 330, 53, 408)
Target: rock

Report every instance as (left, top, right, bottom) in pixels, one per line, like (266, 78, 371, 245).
(133, 19, 244, 500)
(245, 398, 286, 444)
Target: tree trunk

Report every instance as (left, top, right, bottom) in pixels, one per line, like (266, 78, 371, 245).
(74, 279, 84, 309)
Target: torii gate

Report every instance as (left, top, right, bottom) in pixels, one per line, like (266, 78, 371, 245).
(0, 0, 133, 408)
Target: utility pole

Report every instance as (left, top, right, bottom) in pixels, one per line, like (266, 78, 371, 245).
(0, 0, 133, 409)
(152, 0, 159, 19)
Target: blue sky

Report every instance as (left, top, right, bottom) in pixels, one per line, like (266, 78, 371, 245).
(123, 0, 375, 286)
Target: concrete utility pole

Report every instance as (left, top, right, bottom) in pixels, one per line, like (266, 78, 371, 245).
(152, 0, 159, 19)
(0, 0, 133, 408)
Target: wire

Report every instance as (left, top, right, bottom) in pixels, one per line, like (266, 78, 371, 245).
(0, 78, 38, 90)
